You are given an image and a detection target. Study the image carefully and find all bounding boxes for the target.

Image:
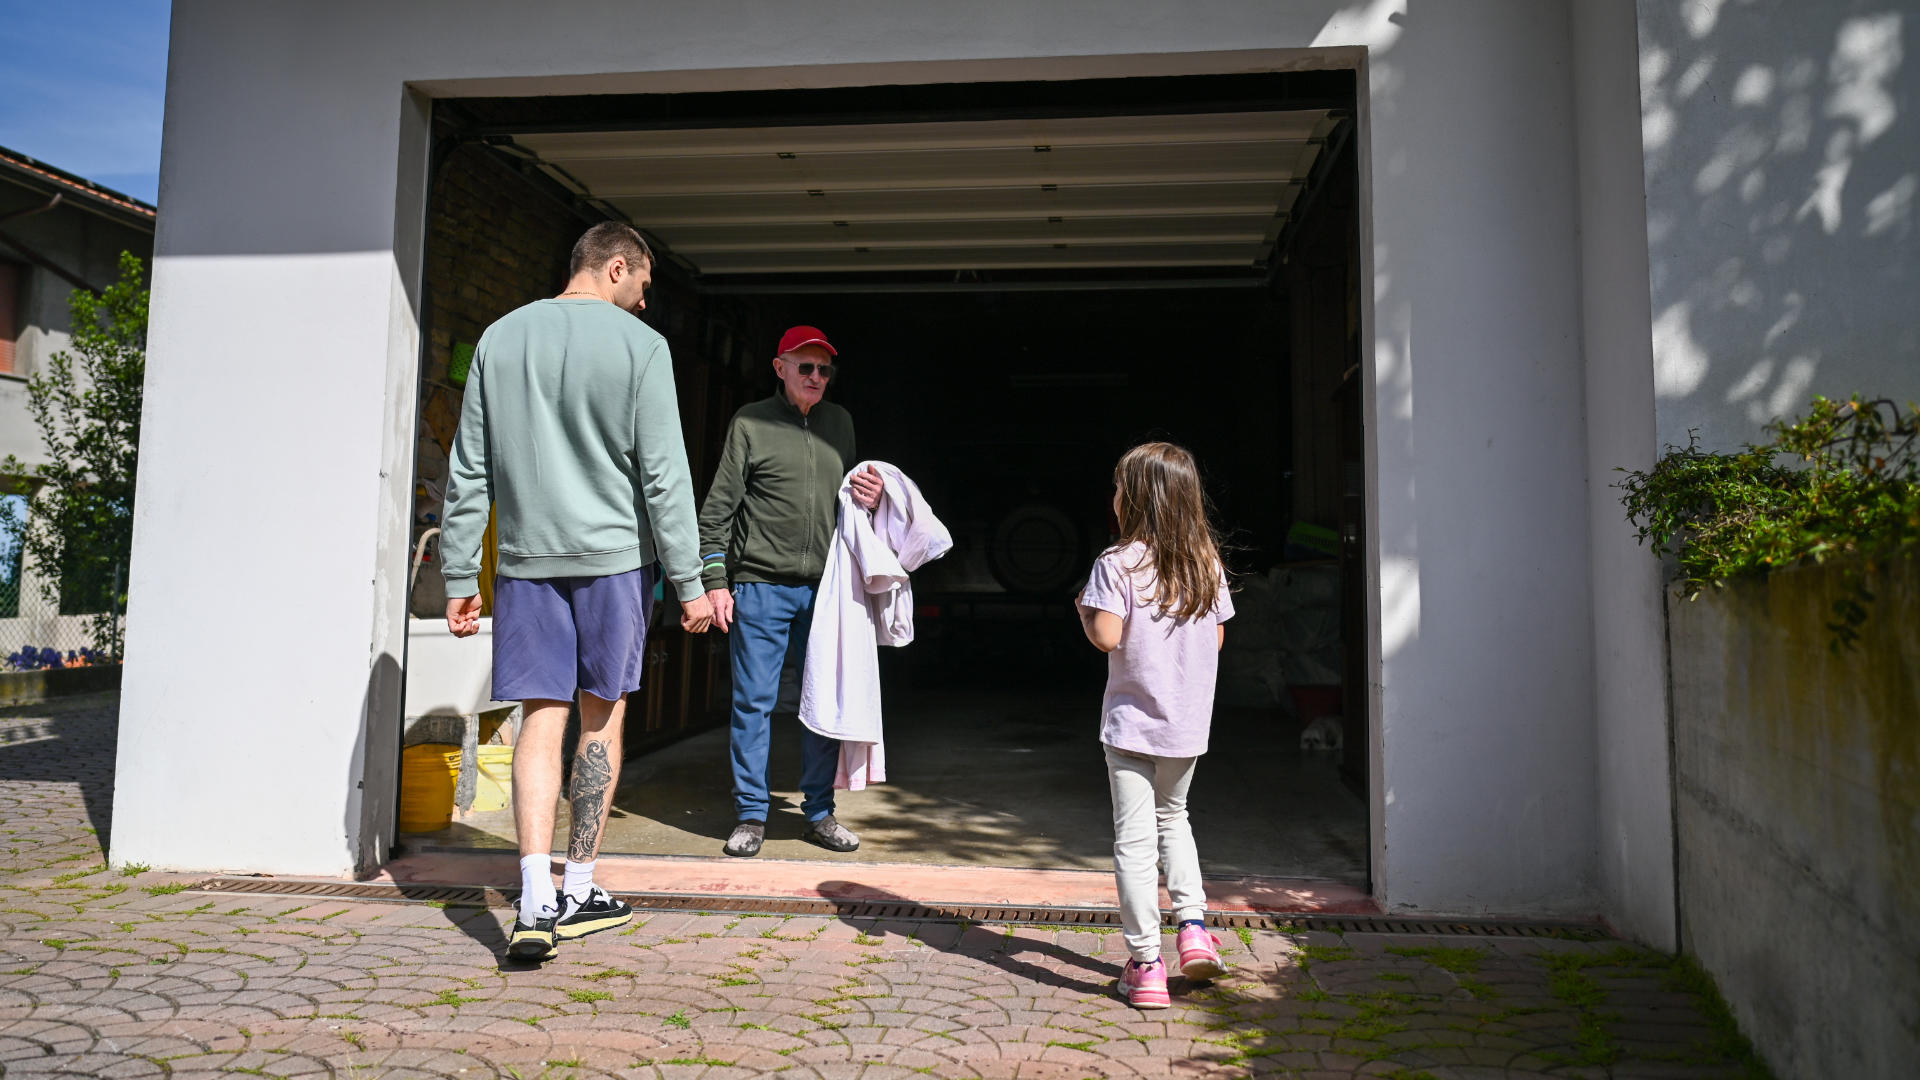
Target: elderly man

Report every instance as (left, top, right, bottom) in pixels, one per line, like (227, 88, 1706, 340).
(698, 326, 883, 858)
(443, 222, 712, 962)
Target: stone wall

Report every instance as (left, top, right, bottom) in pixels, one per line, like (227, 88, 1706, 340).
(1669, 555, 1919, 1080)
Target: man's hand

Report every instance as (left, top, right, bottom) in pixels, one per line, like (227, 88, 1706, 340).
(681, 593, 715, 634)
(446, 595, 483, 638)
(850, 464, 885, 511)
(705, 587, 735, 633)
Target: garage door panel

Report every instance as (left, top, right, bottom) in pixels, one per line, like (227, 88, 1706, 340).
(606, 181, 1301, 227)
(514, 109, 1332, 160)
(559, 141, 1310, 197)
(691, 242, 1267, 274)
(658, 214, 1277, 254)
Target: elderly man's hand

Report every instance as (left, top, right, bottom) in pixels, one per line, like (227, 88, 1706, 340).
(680, 593, 715, 634)
(705, 588, 736, 633)
(850, 464, 885, 510)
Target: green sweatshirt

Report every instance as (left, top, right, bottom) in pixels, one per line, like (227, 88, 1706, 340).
(440, 298, 706, 603)
(697, 391, 857, 591)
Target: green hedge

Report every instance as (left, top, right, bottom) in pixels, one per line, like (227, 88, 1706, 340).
(1618, 396, 1920, 647)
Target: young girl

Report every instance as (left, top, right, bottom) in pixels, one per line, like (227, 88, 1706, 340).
(1076, 441, 1234, 1009)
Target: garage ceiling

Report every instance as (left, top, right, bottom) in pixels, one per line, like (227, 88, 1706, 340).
(508, 109, 1339, 278)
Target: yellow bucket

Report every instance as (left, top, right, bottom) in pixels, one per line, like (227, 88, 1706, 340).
(470, 745, 514, 813)
(398, 743, 460, 832)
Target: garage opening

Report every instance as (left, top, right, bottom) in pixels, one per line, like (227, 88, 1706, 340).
(401, 70, 1370, 890)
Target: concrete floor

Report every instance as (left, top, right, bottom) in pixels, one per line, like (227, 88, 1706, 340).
(410, 690, 1369, 885)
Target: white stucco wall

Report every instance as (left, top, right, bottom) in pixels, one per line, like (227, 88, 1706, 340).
(1354, 2, 1599, 917)
(118, 0, 1630, 921)
(1638, 0, 1920, 452)
(1573, 3, 1677, 948)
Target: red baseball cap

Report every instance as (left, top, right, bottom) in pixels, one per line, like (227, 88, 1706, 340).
(777, 325, 837, 357)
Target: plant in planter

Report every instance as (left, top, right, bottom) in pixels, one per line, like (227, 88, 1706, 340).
(3, 646, 110, 672)
(1618, 395, 1919, 648)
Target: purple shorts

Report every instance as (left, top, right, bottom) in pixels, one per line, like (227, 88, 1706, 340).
(490, 565, 657, 704)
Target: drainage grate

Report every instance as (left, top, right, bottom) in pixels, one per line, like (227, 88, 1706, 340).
(189, 876, 1607, 939)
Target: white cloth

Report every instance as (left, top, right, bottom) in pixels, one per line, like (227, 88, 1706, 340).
(799, 461, 952, 789)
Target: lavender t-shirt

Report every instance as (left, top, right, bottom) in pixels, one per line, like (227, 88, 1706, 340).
(1080, 542, 1234, 759)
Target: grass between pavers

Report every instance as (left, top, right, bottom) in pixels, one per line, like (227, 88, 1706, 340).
(0, 839, 1778, 1080)
(1187, 934, 1775, 1076)
(1533, 946, 1776, 1078)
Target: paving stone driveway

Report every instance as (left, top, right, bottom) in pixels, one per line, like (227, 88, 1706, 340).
(0, 695, 1769, 1079)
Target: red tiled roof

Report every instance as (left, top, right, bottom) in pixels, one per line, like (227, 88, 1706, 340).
(0, 144, 156, 222)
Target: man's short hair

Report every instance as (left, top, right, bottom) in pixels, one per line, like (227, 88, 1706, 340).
(569, 221, 653, 277)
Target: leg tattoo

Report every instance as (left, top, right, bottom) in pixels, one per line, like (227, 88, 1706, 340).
(567, 740, 614, 862)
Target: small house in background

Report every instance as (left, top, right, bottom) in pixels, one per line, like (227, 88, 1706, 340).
(0, 146, 155, 663)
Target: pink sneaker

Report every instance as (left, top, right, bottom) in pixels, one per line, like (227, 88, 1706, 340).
(1177, 924, 1227, 981)
(1117, 958, 1171, 1009)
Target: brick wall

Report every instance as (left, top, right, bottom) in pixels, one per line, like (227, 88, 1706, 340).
(412, 141, 761, 739)
(419, 144, 583, 453)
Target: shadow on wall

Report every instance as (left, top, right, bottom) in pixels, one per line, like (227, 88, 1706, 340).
(1642, 1, 1919, 450)
(351, 653, 404, 875)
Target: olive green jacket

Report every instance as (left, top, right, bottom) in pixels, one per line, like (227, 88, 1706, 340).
(697, 390, 857, 591)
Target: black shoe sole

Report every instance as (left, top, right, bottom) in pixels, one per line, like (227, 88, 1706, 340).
(505, 934, 557, 962)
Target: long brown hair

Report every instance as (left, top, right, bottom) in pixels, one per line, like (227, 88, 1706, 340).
(1111, 441, 1225, 620)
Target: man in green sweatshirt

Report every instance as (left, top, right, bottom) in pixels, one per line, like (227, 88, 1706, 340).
(441, 221, 712, 963)
(699, 325, 884, 858)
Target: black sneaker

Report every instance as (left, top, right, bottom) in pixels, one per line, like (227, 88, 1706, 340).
(724, 820, 765, 858)
(506, 911, 559, 962)
(801, 814, 860, 852)
(555, 886, 633, 940)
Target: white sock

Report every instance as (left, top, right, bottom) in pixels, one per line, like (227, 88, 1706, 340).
(563, 859, 597, 903)
(518, 853, 557, 924)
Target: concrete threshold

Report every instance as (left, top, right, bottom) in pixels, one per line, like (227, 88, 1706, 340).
(361, 848, 1378, 914)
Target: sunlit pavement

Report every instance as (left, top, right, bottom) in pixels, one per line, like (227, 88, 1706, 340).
(0, 695, 1765, 1079)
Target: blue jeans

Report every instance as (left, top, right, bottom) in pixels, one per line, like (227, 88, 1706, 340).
(728, 582, 839, 823)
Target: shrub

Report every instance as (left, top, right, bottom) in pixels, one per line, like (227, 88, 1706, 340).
(1617, 395, 1919, 647)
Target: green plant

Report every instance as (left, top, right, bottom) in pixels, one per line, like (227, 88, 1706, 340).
(1618, 395, 1920, 647)
(0, 253, 147, 655)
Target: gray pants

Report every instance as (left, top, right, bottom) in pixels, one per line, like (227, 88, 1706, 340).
(1105, 745, 1207, 961)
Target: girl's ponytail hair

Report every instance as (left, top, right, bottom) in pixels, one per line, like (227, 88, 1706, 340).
(1112, 441, 1225, 621)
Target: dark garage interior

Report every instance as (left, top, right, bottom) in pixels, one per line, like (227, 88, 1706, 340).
(399, 70, 1371, 888)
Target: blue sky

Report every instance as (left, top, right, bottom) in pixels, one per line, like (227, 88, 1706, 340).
(0, 1, 171, 205)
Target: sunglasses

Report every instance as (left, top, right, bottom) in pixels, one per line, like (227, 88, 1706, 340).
(789, 361, 836, 380)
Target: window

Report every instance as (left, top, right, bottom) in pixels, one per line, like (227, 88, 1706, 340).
(0, 494, 24, 619)
(0, 262, 20, 375)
